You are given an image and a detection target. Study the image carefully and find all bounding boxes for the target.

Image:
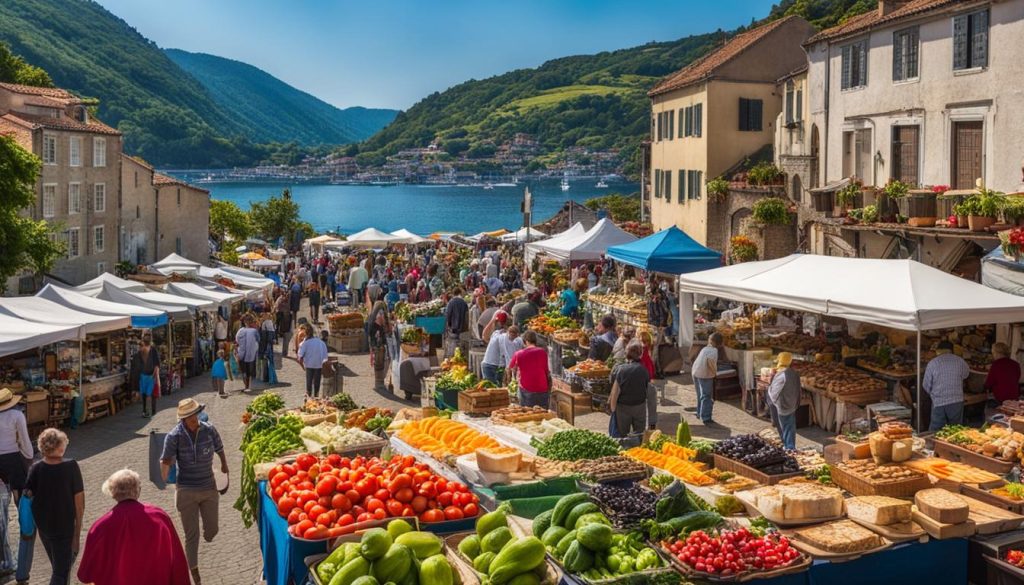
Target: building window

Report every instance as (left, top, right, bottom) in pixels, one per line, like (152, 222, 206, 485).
(952, 120, 984, 189)
(891, 125, 920, 186)
(954, 10, 989, 70)
(93, 225, 105, 253)
(688, 170, 703, 200)
(664, 170, 672, 203)
(93, 137, 106, 167)
(693, 103, 702, 137)
(94, 183, 106, 212)
(136, 204, 140, 219)
(842, 129, 873, 183)
(42, 184, 56, 218)
(67, 228, 80, 258)
(892, 27, 920, 81)
(841, 40, 868, 89)
(134, 171, 139, 189)
(739, 98, 763, 132)
(656, 113, 663, 141)
(175, 236, 182, 255)
(69, 136, 82, 167)
(683, 107, 693, 137)
(68, 183, 81, 214)
(654, 170, 662, 198)
(678, 109, 685, 138)
(177, 188, 181, 206)
(96, 262, 106, 277)
(678, 170, 686, 203)
(667, 110, 675, 141)
(785, 81, 803, 125)
(42, 134, 57, 165)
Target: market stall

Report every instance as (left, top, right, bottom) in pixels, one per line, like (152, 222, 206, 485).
(679, 255, 1024, 429)
(606, 225, 722, 275)
(36, 283, 168, 329)
(500, 226, 547, 243)
(390, 229, 430, 245)
(526, 218, 636, 264)
(151, 252, 202, 277)
(346, 227, 406, 248)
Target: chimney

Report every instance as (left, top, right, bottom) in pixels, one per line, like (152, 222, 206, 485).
(879, 0, 908, 17)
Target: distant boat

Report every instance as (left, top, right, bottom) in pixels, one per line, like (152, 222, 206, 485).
(561, 178, 570, 192)
(596, 179, 609, 188)
(491, 182, 517, 188)
(483, 183, 494, 190)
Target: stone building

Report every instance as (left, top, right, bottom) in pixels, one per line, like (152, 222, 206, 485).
(647, 16, 816, 246)
(154, 172, 210, 263)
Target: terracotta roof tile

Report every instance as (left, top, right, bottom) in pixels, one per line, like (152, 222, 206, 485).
(0, 116, 33, 152)
(0, 82, 80, 103)
(807, 0, 961, 44)
(5, 111, 121, 136)
(154, 172, 209, 194)
(650, 16, 799, 97)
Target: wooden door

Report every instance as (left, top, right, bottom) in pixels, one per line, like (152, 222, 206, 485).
(952, 121, 983, 189)
(892, 126, 919, 185)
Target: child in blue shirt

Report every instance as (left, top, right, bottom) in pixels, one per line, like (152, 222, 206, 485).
(211, 349, 227, 397)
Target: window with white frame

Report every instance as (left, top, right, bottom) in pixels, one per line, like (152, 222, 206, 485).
(94, 183, 106, 212)
(68, 183, 81, 214)
(93, 225, 104, 253)
(67, 228, 80, 258)
(785, 81, 803, 124)
(69, 136, 82, 167)
(42, 184, 56, 218)
(96, 262, 106, 277)
(892, 27, 920, 81)
(953, 9, 989, 70)
(93, 137, 106, 167)
(841, 40, 868, 89)
(42, 134, 57, 165)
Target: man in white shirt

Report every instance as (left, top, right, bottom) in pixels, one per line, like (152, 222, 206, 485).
(298, 330, 330, 398)
(480, 313, 509, 384)
(690, 332, 723, 425)
(498, 325, 524, 369)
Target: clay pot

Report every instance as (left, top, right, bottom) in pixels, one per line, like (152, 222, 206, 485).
(968, 215, 996, 232)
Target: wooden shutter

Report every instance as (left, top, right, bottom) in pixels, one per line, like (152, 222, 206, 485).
(953, 15, 968, 70)
(795, 90, 802, 123)
(677, 171, 684, 203)
(669, 110, 675, 140)
(665, 170, 672, 202)
(785, 85, 794, 124)
(678, 109, 685, 138)
(972, 10, 989, 68)
(892, 126, 920, 186)
(857, 42, 867, 86)
(751, 100, 763, 131)
(842, 45, 852, 88)
(739, 98, 750, 131)
(654, 170, 661, 197)
(695, 104, 703, 136)
(952, 121, 984, 190)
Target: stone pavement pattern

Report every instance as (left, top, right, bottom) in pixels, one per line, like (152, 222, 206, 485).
(12, 306, 825, 584)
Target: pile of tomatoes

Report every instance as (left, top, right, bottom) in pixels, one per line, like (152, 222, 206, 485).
(268, 452, 480, 540)
(664, 529, 801, 577)
(1007, 550, 1024, 568)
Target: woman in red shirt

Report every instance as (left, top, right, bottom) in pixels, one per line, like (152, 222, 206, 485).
(986, 342, 1022, 403)
(508, 331, 551, 409)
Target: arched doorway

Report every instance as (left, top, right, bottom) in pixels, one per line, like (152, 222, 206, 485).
(810, 124, 821, 189)
(731, 208, 752, 240)
(791, 175, 803, 203)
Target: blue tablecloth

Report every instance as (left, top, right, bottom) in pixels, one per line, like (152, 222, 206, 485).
(257, 480, 327, 585)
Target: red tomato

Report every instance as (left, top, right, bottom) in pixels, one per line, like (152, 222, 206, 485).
(330, 493, 348, 510)
(337, 513, 355, 526)
(463, 502, 479, 517)
(297, 481, 314, 492)
(303, 500, 317, 514)
(395, 488, 414, 503)
(443, 506, 464, 520)
(316, 476, 338, 497)
(456, 492, 474, 507)
(338, 481, 353, 493)
(420, 509, 445, 522)
(449, 482, 467, 493)
(286, 508, 303, 525)
(418, 481, 436, 498)
(316, 512, 335, 526)
(436, 492, 453, 507)
(386, 500, 404, 517)
(390, 473, 412, 491)
(303, 525, 328, 540)
(309, 505, 328, 520)
(355, 478, 377, 499)
(270, 471, 289, 489)
(414, 471, 432, 485)
(356, 512, 372, 523)
(368, 464, 384, 476)
(344, 489, 361, 504)
(411, 496, 428, 514)
(296, 454, 316, 472)
(352, 456, 366, 469)
(283, 464, 297, 476)
(308, 464, 320, 479)
(374, 488, 391, 501)
(372, 508, 387, 520)
(318, 496, 332, 509)
(327, 454, 342, 467)
(296, 519, 314, 534)
(271, 485, 285, 500)
(401, 505, 414, 517)
(434, 478, 448, 493)
(319, 462, 333, 473)
(366, 498, 385, 513)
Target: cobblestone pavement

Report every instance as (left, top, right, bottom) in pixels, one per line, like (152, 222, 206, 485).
(10, 302, 826, 585)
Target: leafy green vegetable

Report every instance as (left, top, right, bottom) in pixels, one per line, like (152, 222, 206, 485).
(245, 391, 285, 415)
(234, 414, 304, 528)
(687, 439, 715, 455)
(749, 516, 775, 537)
(1005, 482, 1024, 499)
(330, 392, 359, 412)
(655, 487, 695, 522)
(534, 429, 621, 461)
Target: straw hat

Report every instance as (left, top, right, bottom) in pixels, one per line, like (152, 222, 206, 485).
(176, 398, 205, 419)
(776, 352, 794, 369)
(0, 389, 20, 412)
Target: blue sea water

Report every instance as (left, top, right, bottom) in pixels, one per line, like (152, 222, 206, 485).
(197, 179, 638, 236)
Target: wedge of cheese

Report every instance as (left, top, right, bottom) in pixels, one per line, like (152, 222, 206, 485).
(752, 483, 844, 521)
(846, 495, 912, 526)
(915, 488, 969, 524)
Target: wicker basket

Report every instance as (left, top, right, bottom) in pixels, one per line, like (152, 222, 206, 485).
(712, 454, 803, 485)
(830, 464, 931, 497)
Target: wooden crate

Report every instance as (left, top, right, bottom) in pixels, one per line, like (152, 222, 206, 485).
(458, 389, 510, 414)
(22, 391, 49, 425)
(830, 464, 932, 497)
(328, 330, 366, 354)
(712, 454, 803, 486)
(960, 483, 1024, 515)
(932, 439, 1016, 474)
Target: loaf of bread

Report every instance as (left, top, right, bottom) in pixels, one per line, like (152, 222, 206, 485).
(915, 489, 969, 524)
(751, 483, 844, 521)
(846, 496, 912, 526)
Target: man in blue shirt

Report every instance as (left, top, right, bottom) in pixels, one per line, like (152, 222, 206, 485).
(160, 398, 228, 585)
(923, 340, 970, 431)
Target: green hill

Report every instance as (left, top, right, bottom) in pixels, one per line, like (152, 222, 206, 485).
(164, 49, 397, 144)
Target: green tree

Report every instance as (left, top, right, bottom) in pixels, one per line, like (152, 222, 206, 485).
(248, 190, 305, 245)
(0, 135, 65, 291)
(209, 199, 251, 242)
(0, 41, 52, 87)
(584, 193, 642, 223)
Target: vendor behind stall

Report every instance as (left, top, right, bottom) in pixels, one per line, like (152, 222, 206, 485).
(923, 340, 969, 431)
(985, 342, 1021, 404)
(589, 314, 618, 361)
(768, 352, 800, 450)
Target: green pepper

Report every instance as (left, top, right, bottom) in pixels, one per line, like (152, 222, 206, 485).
(606, 554, 621, 573)
(636, 549, 659, 571)
(619, 556, 635, 574)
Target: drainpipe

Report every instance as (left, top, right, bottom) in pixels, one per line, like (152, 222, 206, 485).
(822, 42, 831, 186)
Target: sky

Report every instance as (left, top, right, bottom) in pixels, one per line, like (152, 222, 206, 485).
(95, 0, 778, 111)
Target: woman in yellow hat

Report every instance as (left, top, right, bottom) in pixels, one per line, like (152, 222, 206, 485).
(768, 352, 800, 449)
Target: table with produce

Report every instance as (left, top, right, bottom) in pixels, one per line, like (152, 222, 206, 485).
(238, 383, 1024, 585)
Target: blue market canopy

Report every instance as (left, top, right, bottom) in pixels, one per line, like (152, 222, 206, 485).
(606, 226, 722, 275)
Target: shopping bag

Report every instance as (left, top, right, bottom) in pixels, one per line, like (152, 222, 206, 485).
(18, 495, 33, 537)
(608, 411, 621, 438)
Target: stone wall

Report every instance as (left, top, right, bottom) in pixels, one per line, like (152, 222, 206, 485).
(707, 186, 797, 259)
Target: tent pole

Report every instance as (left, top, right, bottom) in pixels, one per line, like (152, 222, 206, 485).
(916, 330, 922, 431)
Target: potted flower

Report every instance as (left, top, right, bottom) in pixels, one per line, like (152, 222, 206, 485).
(951, 201, 970, 229)
(729, 235, 758, 263)
(967, 187, 1005, 232)
(1003, 197, 1024, 227)
(835, 180, 862, 216)
(878, 179, 908, 223)
(1000, 227, 1024, 261)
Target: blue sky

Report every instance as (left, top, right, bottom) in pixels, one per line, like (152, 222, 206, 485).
(95, 0, 778, 111)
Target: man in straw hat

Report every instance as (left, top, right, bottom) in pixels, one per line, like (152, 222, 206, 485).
(768, 352, 801, 450)
(160, 399, 228, 585)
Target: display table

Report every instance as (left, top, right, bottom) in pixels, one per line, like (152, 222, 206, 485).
(257, 480, 327, 585)
(81, 373, 126, 399)
(723, 347, 772, 392)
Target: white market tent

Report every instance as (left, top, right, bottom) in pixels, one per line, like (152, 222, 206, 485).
(0, 314, 81, 358)
(71, 273, 148, 296)
(151, 253, 202, 276)
(165, 282, 242, 309)
(215, 262, 270, 280)
(97, 283, 194, 320)
(198, 266, 274, 294)
(0, 296, 129, 335)
(677, 254, 1024, 428)
(501, 227, 547, 243)
(251, 258, 282, 268)
(346, 227, 405, 247)
(390, 229, 429, 245)
(528, 218, 636, 263)
(525, 222, 586, 262)
(36, 284, 168, 329)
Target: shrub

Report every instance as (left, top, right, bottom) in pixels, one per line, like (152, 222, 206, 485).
(881, 180, 909, 199)
(862, 204, 879, 223)
(752, 197, 790, 226)
(706, 177, 729, 202)
(747, 162, 783, 186)
(729, 236, 758, 263)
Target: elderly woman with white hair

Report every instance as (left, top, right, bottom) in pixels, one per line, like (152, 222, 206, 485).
(77, 469, 190, 585)
(23, 428, 83, 585)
